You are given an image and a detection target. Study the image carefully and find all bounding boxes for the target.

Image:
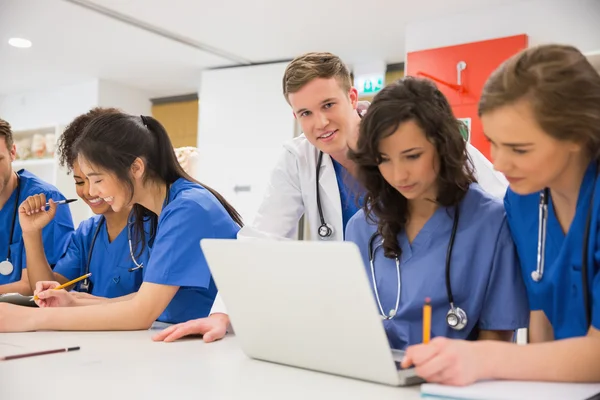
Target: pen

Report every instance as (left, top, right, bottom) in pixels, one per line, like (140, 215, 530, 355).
(46, 199, 77, 207)
(423, 297, 431, 344)
(31, 272, 92, 301)
(0, 346, 80, 361)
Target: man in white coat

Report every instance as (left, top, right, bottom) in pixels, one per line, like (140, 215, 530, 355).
(153, 52, 508, 343)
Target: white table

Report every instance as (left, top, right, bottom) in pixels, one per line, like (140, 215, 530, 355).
(0, 327, 422, 400)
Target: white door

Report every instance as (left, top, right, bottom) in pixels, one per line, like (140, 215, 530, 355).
(196, 62, 295, 225)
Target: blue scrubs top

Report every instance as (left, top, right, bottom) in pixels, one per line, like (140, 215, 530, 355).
(331, 159, 364, 236)
(0, 169, 74, 284)
(505, 162, 600, 339)
(345, 183, 529, 350)
(53, 215, 149, 298)
(142, 178, 240, 324)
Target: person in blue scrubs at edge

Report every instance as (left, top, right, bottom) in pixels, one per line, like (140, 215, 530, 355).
(0, 112, 243, 331)
(402, 44, 600, 385)
(0, 118, 73, 295)
(345, 76, 529, 351)
(153, 51, 509, 344)
(21, 107, 150, 300)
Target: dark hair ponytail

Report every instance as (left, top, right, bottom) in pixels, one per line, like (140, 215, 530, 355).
(73, 112, 243, 257)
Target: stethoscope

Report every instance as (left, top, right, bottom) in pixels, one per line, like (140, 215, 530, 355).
(0, 172, 20, 276)
(79, 184, 170, 293)
(367, 207, 468, 330)
(316, 150, 334, 240)
(315, 109, 365, 241)
(532, 185, 594, 326)
(78, 215, 145, 293)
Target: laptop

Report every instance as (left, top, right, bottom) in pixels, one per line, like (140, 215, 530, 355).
(200, 238, 424, 387)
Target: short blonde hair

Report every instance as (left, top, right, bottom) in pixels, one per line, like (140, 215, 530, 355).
(282, 52, 352, 102)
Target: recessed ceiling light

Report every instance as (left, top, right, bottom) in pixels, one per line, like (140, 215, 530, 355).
(8, 38, 32, 48)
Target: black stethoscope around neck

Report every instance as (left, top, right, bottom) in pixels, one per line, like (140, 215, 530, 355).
(315, 109, 363, 241)
(78, 214, 145, 293)
(532, 186, 593, 327)
(367, 207, 468, 331)
(316, 151, 334, 240)
(78, 183, 170, 293)
(0, 172, 20, 276)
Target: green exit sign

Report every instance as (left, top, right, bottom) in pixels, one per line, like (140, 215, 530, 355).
(458, 118, 471, 142)
(357, 76, 384, 95)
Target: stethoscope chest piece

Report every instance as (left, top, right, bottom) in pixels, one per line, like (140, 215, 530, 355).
(0, 260, 14, 276)
(446, 305, 468, 330)
(318, 223, 334, 240)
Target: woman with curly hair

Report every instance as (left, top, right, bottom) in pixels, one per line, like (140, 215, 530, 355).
(345, 77, 528, 351)
(21, 107, 150, 301)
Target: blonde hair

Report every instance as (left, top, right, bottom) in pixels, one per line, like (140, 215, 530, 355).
(479, 44, 600, 158)
(282, 52, 352, 102)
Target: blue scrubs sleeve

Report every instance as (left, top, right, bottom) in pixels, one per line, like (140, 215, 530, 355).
(592, 268, 600, 331)
(18, 192, 74, 270)
(478, 220, 530, 331)
(53, 232, 85, 281)
(143, 199, 235, 288)
(504, 192, 542, 311)
(43, 205, 74, 266)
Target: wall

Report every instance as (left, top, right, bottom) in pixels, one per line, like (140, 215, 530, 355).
(0, 80, 151, 227)
(152, 99, 199, 148)
(97, 79, 152, 116)
(405, 0, 600, 55)
(358, 69, 405, 102)
(197, 62, 295, 224)
(0, 81, 98, 131)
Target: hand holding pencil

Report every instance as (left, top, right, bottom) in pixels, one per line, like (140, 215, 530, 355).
(32, 273, 91, 307)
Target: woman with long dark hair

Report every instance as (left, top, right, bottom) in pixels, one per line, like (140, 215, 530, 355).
(0, 113, 242, 330)
(345, 77, 528, 351)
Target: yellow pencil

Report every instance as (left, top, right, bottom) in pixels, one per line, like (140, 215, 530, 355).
(423, 297, 431, 344)
(31, 273, 92, 301)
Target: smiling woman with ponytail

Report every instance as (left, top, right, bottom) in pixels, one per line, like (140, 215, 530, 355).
(0, 112, 243, 332)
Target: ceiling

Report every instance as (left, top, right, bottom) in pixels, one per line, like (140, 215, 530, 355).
(1, 0, 533, 97)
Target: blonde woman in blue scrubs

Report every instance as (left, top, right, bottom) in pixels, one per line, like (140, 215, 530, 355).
(402, 44, 600, 385)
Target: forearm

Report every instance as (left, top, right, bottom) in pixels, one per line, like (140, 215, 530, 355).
(478, 330, 515, 342)
(37, 297, 153, 331)
(0, 277, 32, 295)
(34, 284, 175, 331)
(74, 292, 136, 306)
(23, 231, 56, 289)
(481, 334, 600, 382)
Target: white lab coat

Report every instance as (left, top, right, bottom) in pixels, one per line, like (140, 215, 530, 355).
(210, 134, 508, 315)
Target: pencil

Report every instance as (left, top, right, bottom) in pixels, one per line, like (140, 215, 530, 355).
(31, 273, 92, 301)
(423, 297, 431, 344)
(0, 346, 80, 361)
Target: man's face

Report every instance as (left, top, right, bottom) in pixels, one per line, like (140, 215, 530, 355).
(288, 77, 358, 157)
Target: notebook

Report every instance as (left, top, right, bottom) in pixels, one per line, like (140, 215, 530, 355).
(0, 293, 38, 307)
(421, 380, 600, 400)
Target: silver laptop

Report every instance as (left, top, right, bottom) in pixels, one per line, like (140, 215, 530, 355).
(200, 239, 424, 387)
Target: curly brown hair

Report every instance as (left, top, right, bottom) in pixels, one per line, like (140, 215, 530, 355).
(57, 107, 121, 172)
(349, 77, 475, 258)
